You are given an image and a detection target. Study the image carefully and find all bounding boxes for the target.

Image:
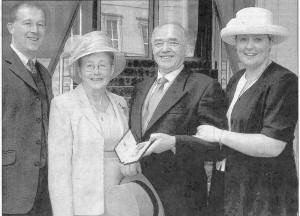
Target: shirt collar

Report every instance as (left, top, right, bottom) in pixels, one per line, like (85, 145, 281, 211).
(10, 44, 36, 66)
(157, 64, 184, 83)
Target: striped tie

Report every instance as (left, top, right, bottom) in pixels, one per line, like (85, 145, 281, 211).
(27, 59, 37, 74)
(142, 77, 168, 133)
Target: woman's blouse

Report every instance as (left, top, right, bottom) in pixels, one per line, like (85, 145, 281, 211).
(93, 102, 123, 152)
(226, 70, 264, 131)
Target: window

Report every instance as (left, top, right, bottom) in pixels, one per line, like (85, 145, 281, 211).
(101, 0, 150, 57)
(158, 0, 199, 57)
(51, 1, 93, 95)
(107, 19, 119, 49)
(102, 13, 123, 50)
(45, 0, 212, 95)
(137, 18, 149, 56)
(141, 24, 149, 55)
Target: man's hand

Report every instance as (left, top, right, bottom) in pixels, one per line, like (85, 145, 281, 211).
(120, 162, 141, 177)
(138, 133, 176, 156)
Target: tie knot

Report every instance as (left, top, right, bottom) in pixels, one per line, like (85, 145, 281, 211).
(27, 59, 37, 73)
(27, 59, 35, 67)
(157, 77, 168, 85)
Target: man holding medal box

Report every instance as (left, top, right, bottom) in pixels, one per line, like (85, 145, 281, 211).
(129, 23, 227, 216)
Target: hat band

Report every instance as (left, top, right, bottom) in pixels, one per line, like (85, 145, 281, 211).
(132, 180, 159, 216)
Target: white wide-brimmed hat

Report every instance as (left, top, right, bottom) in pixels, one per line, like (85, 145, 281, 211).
(63, 31, 126, 83)
(105, 174, 164, 216)
(221, 7, 289, 45)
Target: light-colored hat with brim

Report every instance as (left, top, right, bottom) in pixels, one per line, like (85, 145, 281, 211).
(105, 174, 165, 216)
(63, 31, 126, 84)
(221, 7, 289, 45)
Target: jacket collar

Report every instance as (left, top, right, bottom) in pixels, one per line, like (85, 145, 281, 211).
(4, 45, 39, 91)
(131, 67, 190, 139)
(4, 45, 52, 100)
(130, 76, 156, 139)
(145, 67, 189, 133)
(74, 84, 128, 136)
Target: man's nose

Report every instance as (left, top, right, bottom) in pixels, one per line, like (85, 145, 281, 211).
(30, 24, 38, 32)
(161, 42, 170, 51)
(30, 23, 41, 33)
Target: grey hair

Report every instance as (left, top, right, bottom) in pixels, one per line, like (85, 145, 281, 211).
(151, 22, 189, 44)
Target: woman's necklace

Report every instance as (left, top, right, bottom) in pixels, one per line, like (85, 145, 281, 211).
(89, 93, 110, 121)
(240, 59, 272, 96)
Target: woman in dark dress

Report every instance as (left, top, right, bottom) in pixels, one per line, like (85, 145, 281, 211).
(195, 7, 298, 216)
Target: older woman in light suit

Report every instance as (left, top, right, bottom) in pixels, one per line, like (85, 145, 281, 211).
(48, 31, 140, 216)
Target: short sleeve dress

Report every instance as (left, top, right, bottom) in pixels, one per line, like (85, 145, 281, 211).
(223, 62, 298, 216)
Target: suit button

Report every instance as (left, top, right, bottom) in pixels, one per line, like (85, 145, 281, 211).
(43, 114, 48, 121)
(36, 140, 42, 145)
(36, 117, 42, 123)
(34, 161, 41, 167)
(35, 97, 40, 102)
(41, 153, 47, 160)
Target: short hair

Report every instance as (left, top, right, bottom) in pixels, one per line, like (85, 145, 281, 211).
(8, 1, 48, 24)
(151, 22, 189, 44)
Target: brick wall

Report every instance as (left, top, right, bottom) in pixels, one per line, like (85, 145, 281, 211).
(108, 58, 217, 103)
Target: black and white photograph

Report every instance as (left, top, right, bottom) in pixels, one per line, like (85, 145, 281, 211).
(2, 0, 298, 215)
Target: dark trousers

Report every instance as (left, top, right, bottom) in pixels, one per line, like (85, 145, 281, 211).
(206, 164, 225, 216)
(3, 166, 52, 216)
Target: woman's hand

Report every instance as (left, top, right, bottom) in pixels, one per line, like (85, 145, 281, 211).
(120, 162, 142, 177)
(195, 125, 224, 143)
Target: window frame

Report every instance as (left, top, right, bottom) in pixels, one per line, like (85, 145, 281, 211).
(137, 17, 149, 57)
(101, 13, 123, 51)
(54, 0, 212, 70)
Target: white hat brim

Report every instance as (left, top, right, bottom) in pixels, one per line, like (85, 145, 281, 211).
(105, 174, 164, 216)
(221, 24, 289, 45)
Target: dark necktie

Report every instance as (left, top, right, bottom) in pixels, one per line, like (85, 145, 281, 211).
(27, 59, 37, 74)
(142, 77, 168, 133)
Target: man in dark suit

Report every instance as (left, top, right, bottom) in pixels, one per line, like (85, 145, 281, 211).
(2, 2, 52, 215)
(130, 23, 227, 216)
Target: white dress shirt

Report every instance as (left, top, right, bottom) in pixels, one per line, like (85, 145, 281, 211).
(10, 44, 36, 70)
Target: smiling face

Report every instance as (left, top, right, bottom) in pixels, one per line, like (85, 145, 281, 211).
(79, 52, 113, 91)
(152, 24, 187, 75)
(7, 5, 46, 58)
(236, 34, 272, 70)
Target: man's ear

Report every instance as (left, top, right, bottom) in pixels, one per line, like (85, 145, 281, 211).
(184, 44, 190, 57)
(7, 22, 14, 34)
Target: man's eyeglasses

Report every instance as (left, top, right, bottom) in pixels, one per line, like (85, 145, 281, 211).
(153, 40, 182, 48)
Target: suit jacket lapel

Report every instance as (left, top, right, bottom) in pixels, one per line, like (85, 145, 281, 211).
(107, 92, 128, 136)
(75, 84, 103, 134)
(4, 46, 38, 92)
(145, 68, 190, 133)
(131, 76, 156, 140)
(36, 62, 53, 103)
